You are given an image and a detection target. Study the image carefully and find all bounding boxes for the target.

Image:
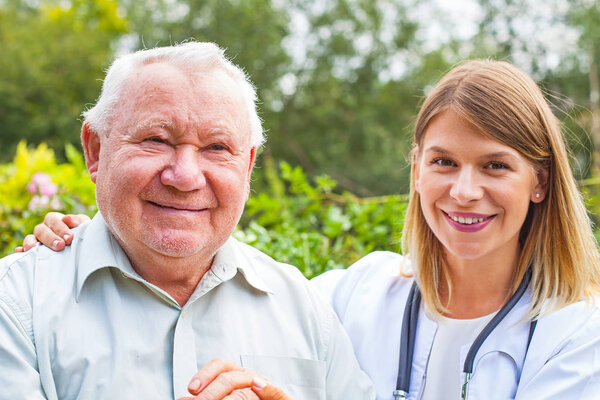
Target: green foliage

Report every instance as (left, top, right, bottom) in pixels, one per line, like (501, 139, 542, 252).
(0, 0, 127, 161)
(1, 0, 597, 196)
(237, 157, 406, 277)
(264, 0, 424, 196)
(0, 142, 97, 257)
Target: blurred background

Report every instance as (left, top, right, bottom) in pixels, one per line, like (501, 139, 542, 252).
(1, 0, 599, 274)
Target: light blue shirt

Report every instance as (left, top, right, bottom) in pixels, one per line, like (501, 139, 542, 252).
(313, 251, 600, 400)
(0, 213, 375, 400)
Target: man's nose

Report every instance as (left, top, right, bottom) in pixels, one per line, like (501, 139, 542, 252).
(449, 167, 484, 204)
(160, 146, 207, 192)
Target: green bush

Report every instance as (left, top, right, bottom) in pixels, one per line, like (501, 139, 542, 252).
(0, 143, 406, 277)
(0, 141, 97, 256)
(238, 157, 406, 277)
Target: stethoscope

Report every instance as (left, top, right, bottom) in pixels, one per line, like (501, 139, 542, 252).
(393, 269, 537, 400)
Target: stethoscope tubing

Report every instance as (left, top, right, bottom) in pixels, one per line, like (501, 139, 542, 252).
(394, 269, 536, 400)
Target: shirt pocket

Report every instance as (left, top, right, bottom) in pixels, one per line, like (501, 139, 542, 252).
(240, 355, 326, 400)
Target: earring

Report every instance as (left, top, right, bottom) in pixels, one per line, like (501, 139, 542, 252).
(535, 193, 540, 199)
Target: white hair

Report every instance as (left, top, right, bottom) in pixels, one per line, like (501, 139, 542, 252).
(82, 41, 264, 147)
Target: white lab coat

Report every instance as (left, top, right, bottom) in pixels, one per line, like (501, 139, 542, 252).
(312, 251, 600, 400)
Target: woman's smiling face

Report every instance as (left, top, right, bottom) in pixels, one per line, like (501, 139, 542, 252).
(414, 109, 545, 263)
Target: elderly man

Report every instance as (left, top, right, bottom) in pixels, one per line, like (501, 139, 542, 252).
(0, 42, 374, 399)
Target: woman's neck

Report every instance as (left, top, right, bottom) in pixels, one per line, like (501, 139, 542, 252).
(440, 248, 520, 319)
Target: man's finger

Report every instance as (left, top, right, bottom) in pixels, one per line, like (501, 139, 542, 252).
(223, 388, 261, 400)
(194, 370, 255, 400)
(188, 358, 241, 395)
(251, 377, 292, 400)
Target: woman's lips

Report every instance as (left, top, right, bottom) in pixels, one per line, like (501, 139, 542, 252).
(443, 211, 495, 232)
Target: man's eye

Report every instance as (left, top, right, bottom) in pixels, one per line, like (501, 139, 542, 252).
(146, 137, 166, 144)
(209, 144, 227, 151)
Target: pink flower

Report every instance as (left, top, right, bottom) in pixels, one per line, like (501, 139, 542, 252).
(27, 195, 49, 210)
(27, 172, 57, 197)
(27, 195, 64, 211)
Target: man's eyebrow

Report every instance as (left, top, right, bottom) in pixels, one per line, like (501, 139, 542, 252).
(134, 120, 176, 132)
(207, 127, 235, 136)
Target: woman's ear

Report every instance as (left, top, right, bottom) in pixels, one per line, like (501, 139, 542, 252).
(531, 163, 549, 203)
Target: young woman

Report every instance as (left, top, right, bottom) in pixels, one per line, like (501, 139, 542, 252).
(21, 60, 600, 399)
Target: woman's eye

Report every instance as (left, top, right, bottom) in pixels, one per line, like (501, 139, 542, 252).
(147, 137, 166, 144)
(487, 161, 509, 170)
(432, 158, 454, 167)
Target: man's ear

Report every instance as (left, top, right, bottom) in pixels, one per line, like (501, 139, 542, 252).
(531, 163, 549, 203)
(81, 123, 101, 183)
(247, 147, 257, 179)
(244, 147, 258, 201)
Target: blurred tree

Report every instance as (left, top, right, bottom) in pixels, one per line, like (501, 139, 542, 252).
(261, 0, 430, 195)
(567, 0, 600, 174)
(467, 0, 596, 179)
(0, 0, 127, 162)
(1, 0, 596, 196)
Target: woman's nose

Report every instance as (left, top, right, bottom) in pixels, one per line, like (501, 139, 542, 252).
(449, 167, 484, 204)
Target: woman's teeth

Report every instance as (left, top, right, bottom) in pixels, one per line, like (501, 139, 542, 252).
(449, 215, 486, 224)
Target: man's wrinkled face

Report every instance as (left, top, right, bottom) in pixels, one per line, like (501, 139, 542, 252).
(88, 62, 256, 263)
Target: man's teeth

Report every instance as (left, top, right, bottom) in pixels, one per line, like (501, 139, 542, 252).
(450, 215, 486, 224)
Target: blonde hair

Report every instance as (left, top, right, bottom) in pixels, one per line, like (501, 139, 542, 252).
(402, 59, 600, 317)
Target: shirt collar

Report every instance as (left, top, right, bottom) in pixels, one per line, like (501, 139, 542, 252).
(75, 214, 273, 301)
(75, 213, 138, 300)
(209, 236, 273, 294)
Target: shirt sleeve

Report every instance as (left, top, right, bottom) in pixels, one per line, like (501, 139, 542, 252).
(0, 252, 48, 400)
(310, 268, 347, 304)
(0, 296, 48, 399)
(515, 307, 600, 399)
(311, 251, 404, 323)
(321, 302, 377, 400)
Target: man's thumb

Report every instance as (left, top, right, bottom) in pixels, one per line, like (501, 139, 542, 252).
(251, 377, 291, 400)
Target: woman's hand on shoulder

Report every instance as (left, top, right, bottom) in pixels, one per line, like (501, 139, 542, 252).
(15, 212, 90, 253)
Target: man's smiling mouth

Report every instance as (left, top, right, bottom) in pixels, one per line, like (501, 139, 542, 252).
(148, 201, 206, 212)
